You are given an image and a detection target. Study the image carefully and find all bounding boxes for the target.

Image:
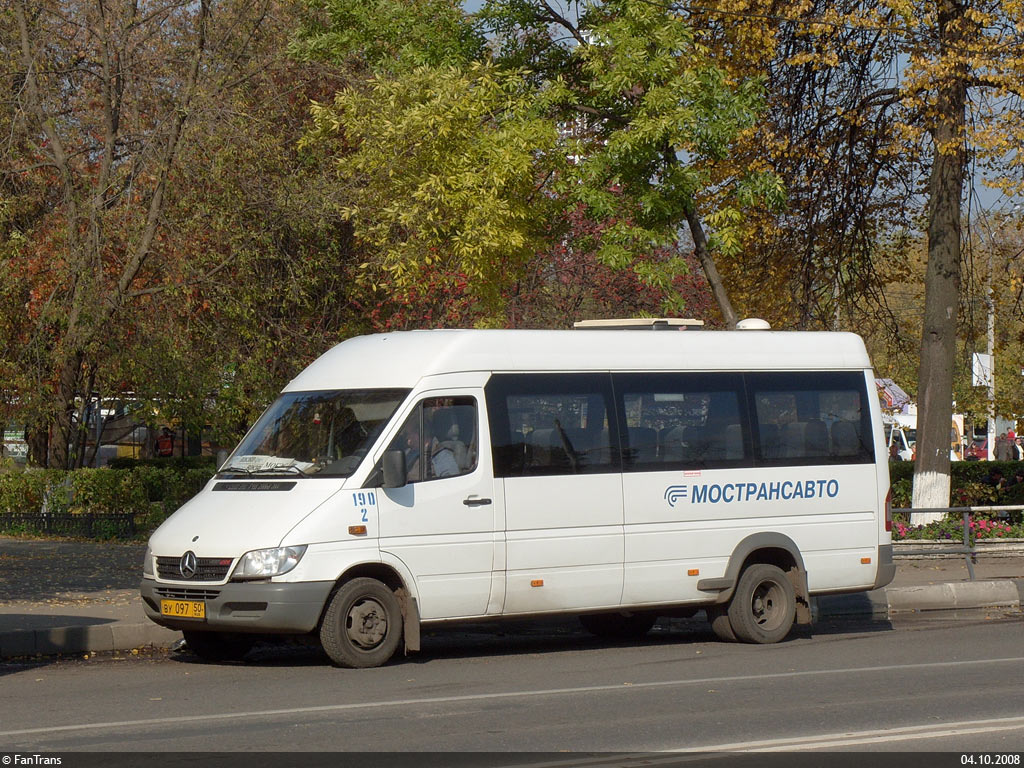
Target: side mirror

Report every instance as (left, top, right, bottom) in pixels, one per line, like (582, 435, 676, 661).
(381, 449, 407, 489)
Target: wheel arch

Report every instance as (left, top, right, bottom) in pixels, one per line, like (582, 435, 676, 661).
(320, 562, 421, 653)
(716, 532, 811, 625)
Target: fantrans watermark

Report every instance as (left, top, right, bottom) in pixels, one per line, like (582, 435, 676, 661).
(2, 757, 62, 766)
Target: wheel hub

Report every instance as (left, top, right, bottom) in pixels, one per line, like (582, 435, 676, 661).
(347, 599, 387, 648)
(752, 582, 781, 627)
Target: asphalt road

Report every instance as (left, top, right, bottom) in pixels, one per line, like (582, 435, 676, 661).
(1, 612, 1023, 756)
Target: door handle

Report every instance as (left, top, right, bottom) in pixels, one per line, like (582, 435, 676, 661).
(463, 497, 492, 507)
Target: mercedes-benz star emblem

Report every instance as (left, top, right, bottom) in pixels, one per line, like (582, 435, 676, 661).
(179, 550, 198, 579)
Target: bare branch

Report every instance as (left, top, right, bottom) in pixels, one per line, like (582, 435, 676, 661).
(104, 0, 211, 326)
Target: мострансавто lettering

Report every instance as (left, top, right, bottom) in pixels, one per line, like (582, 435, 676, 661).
(664, 479, 840, 506)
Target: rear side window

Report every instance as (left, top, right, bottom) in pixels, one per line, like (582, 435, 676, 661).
(614, 373, 749, 471)
(749, 372, 874, 465)
(486, 374, 618, 477)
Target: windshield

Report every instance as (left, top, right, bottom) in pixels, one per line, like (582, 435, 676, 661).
(220, 389, 409, 478)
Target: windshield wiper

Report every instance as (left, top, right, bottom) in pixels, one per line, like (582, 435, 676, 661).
(219, 465, 257, 476)
(219, 464, 311, 477)
(258, 464, 311, 477)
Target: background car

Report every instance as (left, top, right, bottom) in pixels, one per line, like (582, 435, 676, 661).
(965, 437, 988, 460)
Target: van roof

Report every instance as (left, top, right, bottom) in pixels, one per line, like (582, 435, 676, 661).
(284, 329, 872, 392)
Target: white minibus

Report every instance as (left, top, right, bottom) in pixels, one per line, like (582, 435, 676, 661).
(141, 324, 895, 666)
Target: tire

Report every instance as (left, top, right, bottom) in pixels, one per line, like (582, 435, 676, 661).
(579, 611, 657, 639)
(182, 630, 254, 662)
(706, 605, 738, 642)
(726, 564, 796, 644)
(320, 577, 403, 668)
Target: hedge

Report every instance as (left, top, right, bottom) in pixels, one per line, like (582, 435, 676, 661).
(0, 464, 217, 540)
(888, 460, 1024, 510)
(107, 455, 218, 471)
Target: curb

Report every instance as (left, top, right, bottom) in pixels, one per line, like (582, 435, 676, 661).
(0, 623, 181, 659)
(814, 579, 1024, 619)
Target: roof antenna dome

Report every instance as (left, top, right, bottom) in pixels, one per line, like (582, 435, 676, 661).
(736, 318, 771, 330)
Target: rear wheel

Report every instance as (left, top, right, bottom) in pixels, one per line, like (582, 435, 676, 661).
(320, 577, 403, 668)
(182, 630, 254, 662)
(726, 564, 796, 644)
(579, 611, 657, 639)
(706, 605, 737, 642)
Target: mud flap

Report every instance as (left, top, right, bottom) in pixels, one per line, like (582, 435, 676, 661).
(396, 588, 420, 653)
(788, 567, 812, 625)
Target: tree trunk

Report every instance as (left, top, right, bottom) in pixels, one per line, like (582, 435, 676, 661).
(911, 0, 967, 524)
(26, 423, 48, 468)
(684, 205, 739, 329)
(50, 351, 84, 470)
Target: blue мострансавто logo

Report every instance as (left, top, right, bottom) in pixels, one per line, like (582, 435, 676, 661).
(664, 479, 840, 506)
(664, 485, 688, 507)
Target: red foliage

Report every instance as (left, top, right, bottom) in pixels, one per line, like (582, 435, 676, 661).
(355, 204, 716, 332)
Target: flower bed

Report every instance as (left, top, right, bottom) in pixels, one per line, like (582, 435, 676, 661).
(892, 513, 1024, 545)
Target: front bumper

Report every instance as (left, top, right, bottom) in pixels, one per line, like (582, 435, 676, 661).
(140, 578, 334, 634)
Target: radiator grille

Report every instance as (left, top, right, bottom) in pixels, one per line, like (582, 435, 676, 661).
(156, 556, 233, 582)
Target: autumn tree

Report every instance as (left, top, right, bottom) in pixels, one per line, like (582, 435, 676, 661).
(127, 44, 362, 447)
(1, 0, 361, 465)
(702, 0, 1024, 517)
(828, 1, 1022, 515)
(958, 212, 1024, 424)
(505, 205, 717, 329)
(295, 0, 781, 325)
(3, 0, 218, 465)
(680, 0, 920, 334)
(301, 62, 566, 321)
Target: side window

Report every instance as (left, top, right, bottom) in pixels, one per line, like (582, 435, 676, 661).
(385, 396, 478, 483)
(749, 372, 873, 465)
(486, 374, 617, 477)
(614, 373, 750, 471)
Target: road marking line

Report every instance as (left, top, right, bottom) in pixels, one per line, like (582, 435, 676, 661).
(2, 655, 1023, 738)
(670, 714, 1024, 752)
(440, 719, 1024, 768)
(449, 718, 1024, 768)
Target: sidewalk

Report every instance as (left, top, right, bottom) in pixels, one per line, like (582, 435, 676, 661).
(1, 535, 1022, 660)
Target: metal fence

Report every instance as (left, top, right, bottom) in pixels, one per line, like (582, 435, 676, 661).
(892, 504, 1024, 580)
(0, 511, 136, 539)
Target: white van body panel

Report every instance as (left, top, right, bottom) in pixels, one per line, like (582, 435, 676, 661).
(621, 462, 879, 604)
(147, 481, 344, 565)
(285, 330, 872, 389)
(376, 448, 498, 620)
(503, 473, 624, 613)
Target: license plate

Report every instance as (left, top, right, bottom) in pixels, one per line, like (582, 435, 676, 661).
(160, 599, 206, 619)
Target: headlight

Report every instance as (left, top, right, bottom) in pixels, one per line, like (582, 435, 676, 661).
(142, 546, 154, 578)
(232, 545, 307, 580)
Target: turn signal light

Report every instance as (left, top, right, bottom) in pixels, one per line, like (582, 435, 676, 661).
(688, 569, 700, 576)
(531, 579, 544, 587)
(861, 557, 872, 564)
(348, 525, 367, 536)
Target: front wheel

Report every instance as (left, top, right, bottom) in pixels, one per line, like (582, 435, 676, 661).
(320, 577, 403, 668)
(726, 564, 796, 644)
